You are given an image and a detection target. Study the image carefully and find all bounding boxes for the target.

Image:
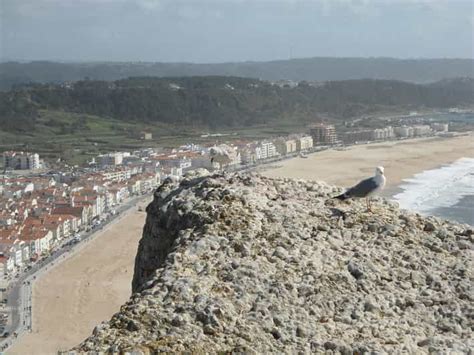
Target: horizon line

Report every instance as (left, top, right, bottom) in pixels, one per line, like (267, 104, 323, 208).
(1, 56, 474, 65)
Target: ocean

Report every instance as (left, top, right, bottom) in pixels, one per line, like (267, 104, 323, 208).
(393, 157, 474, 226)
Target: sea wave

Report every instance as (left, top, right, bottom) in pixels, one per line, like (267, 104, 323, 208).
(393, 157, 474, 217)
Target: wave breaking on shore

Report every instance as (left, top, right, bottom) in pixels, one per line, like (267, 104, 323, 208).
(394, 157, 474, 225)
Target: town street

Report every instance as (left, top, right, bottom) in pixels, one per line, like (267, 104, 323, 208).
(0, 193, 152, 352)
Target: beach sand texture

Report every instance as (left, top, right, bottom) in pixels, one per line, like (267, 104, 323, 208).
(262, 134, 474, 192)
(7, 134, 474, 354)
(8, 210, 146, 355)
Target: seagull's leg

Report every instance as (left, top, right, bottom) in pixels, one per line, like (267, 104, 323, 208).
(367, 197, 372, 212)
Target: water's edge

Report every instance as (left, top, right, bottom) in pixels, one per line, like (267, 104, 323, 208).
(390, 158, 474, 226)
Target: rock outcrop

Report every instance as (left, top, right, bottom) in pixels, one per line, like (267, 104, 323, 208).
(73, 172, 473, 353)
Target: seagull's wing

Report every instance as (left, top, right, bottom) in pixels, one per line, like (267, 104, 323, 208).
(346, 176, 379, 198)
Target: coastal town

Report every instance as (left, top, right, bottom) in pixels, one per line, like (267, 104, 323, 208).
(2, 0, 473, 351)
(0, 117, 455, 281)
(0, 114, 462, 350)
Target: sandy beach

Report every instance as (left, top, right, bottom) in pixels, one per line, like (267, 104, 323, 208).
(262, 134, 474, 195)
(8, 207, 148, 355)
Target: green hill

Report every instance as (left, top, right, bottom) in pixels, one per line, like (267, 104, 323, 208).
(2, 76, 473, 132)
(1, 76, 472, 165)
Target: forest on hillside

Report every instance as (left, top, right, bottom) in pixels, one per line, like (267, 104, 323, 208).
(1, 76, 473, 133)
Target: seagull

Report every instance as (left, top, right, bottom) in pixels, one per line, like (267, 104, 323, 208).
(209, 145, 232, 170)
(334, 166, 386, 211)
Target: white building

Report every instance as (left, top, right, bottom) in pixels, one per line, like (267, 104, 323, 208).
(297, 136, 314, 151)
(102, 169, 132, 182)
(0, 254, 15, 275)
(256, 141, 278, 160)
(431, 123, 449, 132)
(394, 126, 415, 138)
(372, 126, 394, 140)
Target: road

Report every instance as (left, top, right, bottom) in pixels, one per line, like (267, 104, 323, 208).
(0, 193, 152, 352)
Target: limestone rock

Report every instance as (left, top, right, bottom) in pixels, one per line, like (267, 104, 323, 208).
(70, 173, 473, 354)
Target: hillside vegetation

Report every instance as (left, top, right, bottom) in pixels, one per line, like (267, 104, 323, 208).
(1, 76, 473, 134)
(1, 58, 474, 90)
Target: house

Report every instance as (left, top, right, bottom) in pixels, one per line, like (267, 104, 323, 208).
(52, 206, 88, 227)
(0, 238, 25, 268)
(19, 228, 53, 256)
(140, 132, 153, 140)
(0, 254, 14, 275)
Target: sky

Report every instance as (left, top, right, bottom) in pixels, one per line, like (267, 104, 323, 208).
(1, 0, 473, 62)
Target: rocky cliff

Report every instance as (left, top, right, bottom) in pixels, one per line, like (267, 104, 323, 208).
(72, 171, 473, 353)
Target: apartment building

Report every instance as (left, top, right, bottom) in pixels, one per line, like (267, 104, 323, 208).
(102, 169, 132, 182)
(310, 124, 337, 145)
(2, 151, 40, 170)
(274, 139, 297, 155)
(99, 152, 130, 167)
(256, 141, 278, 160)
(431, 123, 449, 132)
(340, 130, 373, 144)
(413, 125, 432, 136)
(394, 126, 415, 138)
(297, 136, 314, 151)
(372, 126, 395, 140)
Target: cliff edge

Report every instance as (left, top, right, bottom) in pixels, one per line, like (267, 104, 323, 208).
(72, 172, 472, 353)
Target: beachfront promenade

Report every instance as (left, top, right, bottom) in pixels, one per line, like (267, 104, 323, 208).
(0, 194, 151, 353)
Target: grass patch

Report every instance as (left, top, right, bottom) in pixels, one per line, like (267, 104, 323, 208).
(0, 110, 313, 165)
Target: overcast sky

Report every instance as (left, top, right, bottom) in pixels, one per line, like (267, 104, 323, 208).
(1, 0, 473, 62)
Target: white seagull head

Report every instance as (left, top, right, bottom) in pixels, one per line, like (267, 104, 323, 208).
(375, 166, 385, 176)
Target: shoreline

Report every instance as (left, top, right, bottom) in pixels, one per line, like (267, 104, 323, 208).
(390, 157, 474, 226)
(261, 134, 474, 195)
